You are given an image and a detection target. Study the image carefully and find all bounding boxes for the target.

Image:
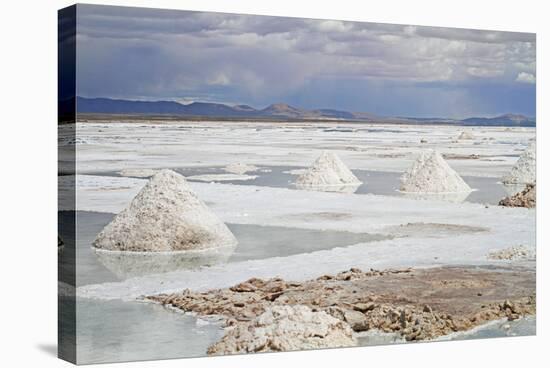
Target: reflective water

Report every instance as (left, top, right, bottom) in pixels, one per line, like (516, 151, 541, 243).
(58, 211, 387, 286)
(74, 298, 223, 364)
(173, 166, 509, 204)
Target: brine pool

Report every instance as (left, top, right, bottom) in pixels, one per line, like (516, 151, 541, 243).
(97, 165, 515, 205)
(58, 211, 389, 286)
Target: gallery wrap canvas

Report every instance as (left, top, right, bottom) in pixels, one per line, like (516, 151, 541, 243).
(58, 3, 536, 365)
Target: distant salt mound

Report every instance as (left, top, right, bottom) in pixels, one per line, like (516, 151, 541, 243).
(400, 150, 472, 193)
(93, 169, 237, 252)
(458, 131, 475, 140)
(502, 143, 536, 184)
(224, 163, 258, 175)
(207, 305, 356, 355)
(119, 168, 159, 178)
(296, 151, 361, 188)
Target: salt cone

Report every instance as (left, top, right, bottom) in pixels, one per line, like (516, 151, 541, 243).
(296, 151, 361, 188)
(400, 150, 472, 193)
(93, 169, 237, 252)
(502, 143, 536, 184)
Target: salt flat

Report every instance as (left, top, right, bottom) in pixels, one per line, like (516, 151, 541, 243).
(61, 120, 535, 301)
(70, 175, 535, 300)
(60, 121, 535, 178)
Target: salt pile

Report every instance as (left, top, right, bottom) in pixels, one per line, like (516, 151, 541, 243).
(502, 143, 536, 184)
(119, 168, 159, 178)
(400, 150, 472, 193)
(458, 131, 474, 140)
(224, 163, 258, 175)
(207, 305, 356, 355)
(296, 151, 361, 188)
(93, 169, 237, 252)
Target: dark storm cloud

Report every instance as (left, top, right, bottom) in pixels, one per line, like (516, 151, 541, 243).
(75, 4, 536, 117)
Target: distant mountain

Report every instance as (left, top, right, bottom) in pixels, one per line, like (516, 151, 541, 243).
(461, 114, 536, 127)
(260, 103, 306, 118)
(75, 97, 535, 126)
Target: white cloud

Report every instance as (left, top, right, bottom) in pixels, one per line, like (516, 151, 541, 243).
(515, 72, 536, 84)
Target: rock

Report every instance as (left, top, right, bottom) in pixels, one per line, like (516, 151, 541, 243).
(354, 302, 376, 313)
(502, 143, 536, 184)
(343, 309, 369, 331)
(207, 305, 357, 355)
(400, 150, 472, 193)
(499, 183, 536, 208)
(296, 151, 362, 189)
(487, 245, 535, 261)
(93, 169, 238, 252)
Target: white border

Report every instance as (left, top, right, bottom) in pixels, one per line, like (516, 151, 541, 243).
(0, 1, 546, 367)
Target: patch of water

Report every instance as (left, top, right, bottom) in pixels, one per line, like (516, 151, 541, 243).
(178, 166, 508, 205)
(59, 211, 386, 285)
(73, 297, 222, 364)
(99, 165, 509, 204)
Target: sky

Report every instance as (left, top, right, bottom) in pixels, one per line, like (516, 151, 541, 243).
(75, 4, 536, 118)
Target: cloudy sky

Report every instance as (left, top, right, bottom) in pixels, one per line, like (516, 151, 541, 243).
(76, 4, 536, 118)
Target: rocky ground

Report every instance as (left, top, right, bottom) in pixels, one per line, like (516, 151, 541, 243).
(499, 183, 536, 208)
(148, 266, 535, 353)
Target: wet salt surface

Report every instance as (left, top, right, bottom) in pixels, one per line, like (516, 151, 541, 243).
(356, 316, 535, 347)
(59, 211, 387, 286)
(174, 166, 509, 204)
(99, 164, 512, 204)
(63, 295, 535, 364)
(70, 297, 223, 364)
(98, 165, 510, 204)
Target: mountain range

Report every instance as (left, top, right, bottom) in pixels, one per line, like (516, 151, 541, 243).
(72, 97, 536, 127)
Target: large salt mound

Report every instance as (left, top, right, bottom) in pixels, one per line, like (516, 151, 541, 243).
(207, 305, 356, 355)
(93, 169, 237, 252)
(502, 143, 536, 184)
(296, 151, 361, 188)
(400, 150, 472, 193)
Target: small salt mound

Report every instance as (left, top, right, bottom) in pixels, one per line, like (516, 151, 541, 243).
(296, 151, 361, 188)
(224, 163, 258, 175)
(502, 143, 536, 184)
(119, 168, 159, 178)
(400, 150, 472, 193)
(207, 305, 356, 355)
(458, 131, 474, 140)
(93, 169, 237, 252)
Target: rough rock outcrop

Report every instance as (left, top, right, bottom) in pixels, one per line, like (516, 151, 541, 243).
(93, 169, 237, 252)
(499, 183, 536, 208)
(207, 305, 356, 355)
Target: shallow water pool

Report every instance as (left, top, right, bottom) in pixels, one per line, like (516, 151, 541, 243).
(59, 211, 387, 285)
